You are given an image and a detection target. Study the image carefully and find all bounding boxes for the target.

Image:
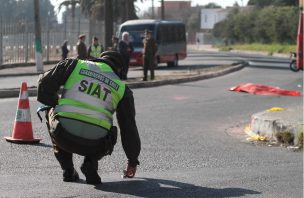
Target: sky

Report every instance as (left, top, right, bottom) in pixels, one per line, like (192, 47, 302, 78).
(136, 0, 249, 9)
(51, 0, 250, 22)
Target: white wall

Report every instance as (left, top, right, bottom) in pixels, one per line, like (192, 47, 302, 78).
(200, 8, 229, 30)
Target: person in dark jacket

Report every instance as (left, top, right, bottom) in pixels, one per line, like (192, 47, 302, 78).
(61, 40, 69, 60)
(77, 34, 87, 60)
(119, 32, 133, 80)
(143, 29, 157, 81)
(37, 51, 141, 185)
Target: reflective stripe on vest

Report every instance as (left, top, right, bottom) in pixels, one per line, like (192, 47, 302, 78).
(54, 60, 125, 130)
(90, 45, 102, 58)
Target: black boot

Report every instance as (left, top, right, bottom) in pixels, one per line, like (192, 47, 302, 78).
(63, 168, 79, 182)
(81, 158, 101, 185)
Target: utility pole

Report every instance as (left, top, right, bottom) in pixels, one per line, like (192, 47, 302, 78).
(0, 16, 3, 66)
(104, 0, 113, 49)
(161, 0, 165, 20)
(33, 0, 43, 72)
(152, 0, 155, 19)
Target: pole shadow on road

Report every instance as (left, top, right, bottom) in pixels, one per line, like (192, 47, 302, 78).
(33, 142, 53, 148)
(95, 177, 261, 198)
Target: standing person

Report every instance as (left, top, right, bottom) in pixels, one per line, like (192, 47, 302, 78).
(88, 36, 104, 59)
(77, 34, 87, 60)
(143, 29, 157, 81)
(37, 51, 141, 185)
(196, 38, 200, 49)
(61, 40, 69, 60)
(110, 35, 119, 51)
(119, 32, 133, 80)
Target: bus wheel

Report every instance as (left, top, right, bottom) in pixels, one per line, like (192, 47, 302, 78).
(167, 61, 174, 67)
(167, 55, 179, 67)
(289, 60, 299, 72)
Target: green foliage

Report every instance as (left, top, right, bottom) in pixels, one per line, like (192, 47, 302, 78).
(186, 7, 201, 33)
(248, 0, 299, 7)
(212, 6, 299, 44)
(78, 0, 138, 22)
(204, 3, 221, 8)
(0, 0, 57, 25)
(217, 43, 296, 54)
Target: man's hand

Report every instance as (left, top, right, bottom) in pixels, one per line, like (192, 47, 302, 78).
(122, 162, 137, 178)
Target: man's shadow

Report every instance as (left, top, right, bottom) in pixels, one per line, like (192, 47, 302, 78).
(96, 177, 261, 198)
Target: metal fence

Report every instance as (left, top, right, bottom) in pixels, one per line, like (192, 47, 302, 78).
(0, 18, 105, 66)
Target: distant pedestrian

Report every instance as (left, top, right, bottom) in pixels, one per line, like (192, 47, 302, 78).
(196, 38, 200, 49)
(88, 36, 104, 59)
(77, 34, 87, 60)
(119, 32, 134, 80)
(61, 40, 69, 60)
(110, 36, 119, 52)
(143, 29, 157, 81)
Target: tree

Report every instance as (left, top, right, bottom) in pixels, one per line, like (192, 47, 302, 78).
(0, 0, 56, 26)
(248, 0, 298, 7)
(79, 0, 98, 41)
(204, 3, 221, 8)
(58, 0, 80, 32)
(212, 5, 298, 44)
(78, 0, 141, 47)
(104, 0, 113, 48)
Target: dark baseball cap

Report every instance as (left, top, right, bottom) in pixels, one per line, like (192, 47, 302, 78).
(79, 34, 86, 39)
(100, 51, 124, 71)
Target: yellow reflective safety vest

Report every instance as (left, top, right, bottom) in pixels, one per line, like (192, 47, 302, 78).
(90, 45, 103, 58)
(54, 60, 125, 130)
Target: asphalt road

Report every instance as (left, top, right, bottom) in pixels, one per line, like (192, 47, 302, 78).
(0, 49, 292, 90)
(0, 52, 302, 197)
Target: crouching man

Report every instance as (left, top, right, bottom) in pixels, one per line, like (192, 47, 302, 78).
(37, 51, 141, 185)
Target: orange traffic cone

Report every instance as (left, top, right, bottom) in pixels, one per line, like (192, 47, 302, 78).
(4, 82, 41, 144)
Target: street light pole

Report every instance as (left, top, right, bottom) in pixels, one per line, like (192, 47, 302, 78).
(160, 0, 165, 20)
(33, 0, 43, 72)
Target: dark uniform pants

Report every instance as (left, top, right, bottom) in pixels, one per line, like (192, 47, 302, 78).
(143, 55, 155, 80)
(46, 108, 117, 170)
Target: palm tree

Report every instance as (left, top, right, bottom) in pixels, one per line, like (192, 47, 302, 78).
(79, 0, 98, 41)
(78, 0, 140, 48)
(58, 0, 80, 32)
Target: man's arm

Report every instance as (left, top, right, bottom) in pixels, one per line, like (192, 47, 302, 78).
(129, 42, 134, 53)
(87, 46, 92, 59)
(37, 59, 78, 107)
(118, 41, 124, 54)
(116, 87, 141, 166)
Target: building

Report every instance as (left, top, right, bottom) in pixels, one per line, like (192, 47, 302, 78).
(200, 8, 230, 30)
(198, 6, 253, 44)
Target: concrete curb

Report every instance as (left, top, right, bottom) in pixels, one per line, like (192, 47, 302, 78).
(0, 72, 43, 78)
(247, 107, 303, 146)
(0, 61, 58, 70)
(0, 63, 245, 98)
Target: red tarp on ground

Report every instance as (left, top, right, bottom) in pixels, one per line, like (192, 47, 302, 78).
(230, 83, 301, 96)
